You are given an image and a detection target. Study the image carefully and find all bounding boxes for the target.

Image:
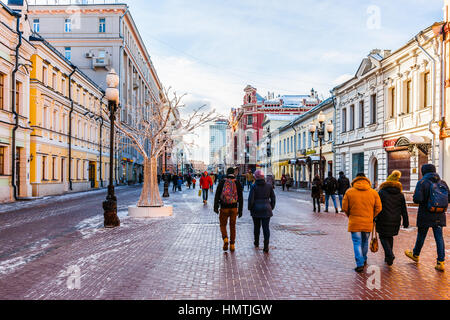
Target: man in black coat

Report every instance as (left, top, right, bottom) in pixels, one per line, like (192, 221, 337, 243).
(323, 171, 338, 213)
(214, 168, 244, 252)
(405, 164, 450, 272)
(337, 171, 350, 212)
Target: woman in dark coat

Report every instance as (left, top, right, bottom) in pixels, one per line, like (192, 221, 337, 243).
(376, 170, 409, 266)
(311, 175, 322, 213)
(248, 170, 276, 253)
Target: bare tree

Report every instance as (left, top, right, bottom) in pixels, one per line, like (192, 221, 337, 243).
(103, 87, 218, 207)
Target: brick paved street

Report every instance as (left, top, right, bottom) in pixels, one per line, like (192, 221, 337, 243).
(0, 185, 449, 300)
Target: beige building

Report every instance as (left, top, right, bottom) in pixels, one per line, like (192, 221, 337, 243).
(28, 0, 163, 185)
(0, 2, 34, 203)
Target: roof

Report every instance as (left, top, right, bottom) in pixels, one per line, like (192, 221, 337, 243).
(264, 94, 320, 108)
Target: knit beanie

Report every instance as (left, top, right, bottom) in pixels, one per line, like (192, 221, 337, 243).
(387, 170, 401, 182)
(254, 170, 265, 180)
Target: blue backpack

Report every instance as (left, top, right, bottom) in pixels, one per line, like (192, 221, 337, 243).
(427, 180, 449, 214)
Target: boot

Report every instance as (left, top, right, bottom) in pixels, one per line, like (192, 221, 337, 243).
(223, 238, 229, 251)
(405, 250, 420, 263)
(435, 261, 445, 272)
(263, 240, 269, 253)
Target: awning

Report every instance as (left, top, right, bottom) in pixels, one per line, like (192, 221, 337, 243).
(276, 161, 290, 166)
(396, 134, 431, 146)
(308, 156, 326, 163)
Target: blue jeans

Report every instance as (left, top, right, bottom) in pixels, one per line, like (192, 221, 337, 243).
(338, 194, 344, 209)
(325, 194, 338, 211)
(413, 226, 446, 262)
(351, 232, 370, 268)
(202, 189, 209, 201)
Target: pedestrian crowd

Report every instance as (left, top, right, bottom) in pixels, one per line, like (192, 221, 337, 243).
(159, 163, 449, 273)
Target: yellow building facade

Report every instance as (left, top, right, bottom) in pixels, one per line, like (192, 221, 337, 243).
(29, 37, 111, 197)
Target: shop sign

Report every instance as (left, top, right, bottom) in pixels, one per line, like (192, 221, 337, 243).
(383, 139, 398, 148)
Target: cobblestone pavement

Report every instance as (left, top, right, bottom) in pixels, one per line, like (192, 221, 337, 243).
(0, 185, 449, 300)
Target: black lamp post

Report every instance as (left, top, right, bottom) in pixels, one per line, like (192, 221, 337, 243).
(103, 69, 120, 228)
(309, 111, 334, 182)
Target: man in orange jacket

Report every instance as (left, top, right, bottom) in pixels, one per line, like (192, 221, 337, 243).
(342, 173, 382, 273)
(200, 172, 213, 204)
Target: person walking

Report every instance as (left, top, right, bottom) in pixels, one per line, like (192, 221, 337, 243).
(214, 167, 244, 252)
(342, 173, 382, 273)
(311, 175, 323, 213)
(376, 170, 409, 266)
(192, 176, 197, 189)
(266, 173, 275, 190)
(405, 164, 450, 272)
(210, 173, 215, 193)
(286, 175, 293, 191)
(172, 173, 178, 192)
(281, 174, 287, 191)
(177, 174, 183, 191)
(246, 170, 255, 191)
(248, 170, 276, 253)
(323, 172, 339, 213)
(337, 171, 350, 212)
(200, 172, 213, 204)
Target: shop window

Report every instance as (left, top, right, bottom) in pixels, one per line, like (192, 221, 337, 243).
(0, 146, 5, 175)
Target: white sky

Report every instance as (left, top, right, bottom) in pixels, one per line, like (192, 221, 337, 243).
(129, 0, 444, 164)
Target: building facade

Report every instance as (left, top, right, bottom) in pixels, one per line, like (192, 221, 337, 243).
(29, 35, 111, 197)
(0, 2, 34, 203)
(28, 1, 163, 185)
(443, 1, 450, 185)
(229, 85, 321, 174)
(209, 119, 227, 168)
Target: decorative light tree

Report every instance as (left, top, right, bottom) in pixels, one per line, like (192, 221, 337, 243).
(103, 87, 218, 217)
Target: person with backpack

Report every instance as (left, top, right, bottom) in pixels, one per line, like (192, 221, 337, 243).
(248, 170, 276, 253)
(200, 172, 213, 204)
(342, 173, 382, 273)
(376, 170, 409, 266)
(311, 175, 323, 213)
(337, 171, 350, 212)
(323, 171, 339, 213)
(405, 164, 450, 272)
(214, 167, 244, 252)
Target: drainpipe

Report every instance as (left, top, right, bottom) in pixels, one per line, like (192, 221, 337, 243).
(415, 36, 437, 166)
(11, 12, 22, 201)
(68, 68, 76, 191)
(330, 93, 337, 177)
(98, 93, 106, 188)
(439, 24, 446, 178)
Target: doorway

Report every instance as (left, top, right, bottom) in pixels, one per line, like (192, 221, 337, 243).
(89, 162, 96, 188)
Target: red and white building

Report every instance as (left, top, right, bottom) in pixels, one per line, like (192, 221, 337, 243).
(228, 85, 321, 173)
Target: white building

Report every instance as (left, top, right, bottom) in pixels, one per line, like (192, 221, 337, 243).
(209, 119, 228, 167)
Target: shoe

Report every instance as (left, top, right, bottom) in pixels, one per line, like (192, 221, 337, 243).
(324, 210, 329, 213)
(435, 261, 445, 272)
(223, 238, 229, 251)
(254, 241, 259, 248)
(385, 257, 394, 266)
(263, 241, 269, 253)
(230, 243, 235, 252)
(355, 266, 364, 273)
(405, 250, 420, 263)
(313, 208, 316, 213)
(335, 210, 339, 214)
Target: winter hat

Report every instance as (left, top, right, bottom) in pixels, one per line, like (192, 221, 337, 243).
(387, 170, 402, 182)
(254, 170, 265, 180)
(226, 167, 235, 175)
(421, 164, 436, 176)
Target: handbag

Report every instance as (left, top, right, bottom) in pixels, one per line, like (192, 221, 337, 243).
(370, 222, 379, 253)
(198, 189, 202, 197)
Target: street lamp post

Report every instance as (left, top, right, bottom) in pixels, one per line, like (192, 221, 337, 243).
(163, 137, 170, 198)
(309, 111, 334, 182)
(103, 69, 121, 228)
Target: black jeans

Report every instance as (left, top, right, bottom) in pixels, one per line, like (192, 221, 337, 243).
(380, 236, 395, 261)
(313, 198, 321, 212)
(253, 217, 271, 243)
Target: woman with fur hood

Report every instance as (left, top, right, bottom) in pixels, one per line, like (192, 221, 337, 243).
(376, 170, 409, 266)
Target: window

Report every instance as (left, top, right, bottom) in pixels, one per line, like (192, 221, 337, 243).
(359, 101, 364, 128)
(43, 106, 48, 128)
(406, 80, 412, 114)
(15, 81, 21, 115)
(298, 133, 301, 149)
(0, 146, 4, 175)
(53, 110, 58, 131)
(98, 50, 106, 64)
(284, 139, 286, 154)
(61, 78, 66, 96)
(308, 132, 312, 148)
(342, 108, 347, 132)
(424, 72, 431, 109)
(303, 132, 306, 150)
(52, 157, 57, 180)
(0, 73, 4, 110)
(42, 156, 47, 181)
(65, 47, 71, 61)
(349, 105, 355, 131)
(65, 19, 72, 33)
(389, 87, 396, 118)
(52, 72, 57, 90)
(42, 65, 48, 85)
(99, 18, 106, 33)
(291, 137, 293, 153)
(33, 19, 40, 33)
(370, 94, 377, 124)
(247, 115, 253, 125)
